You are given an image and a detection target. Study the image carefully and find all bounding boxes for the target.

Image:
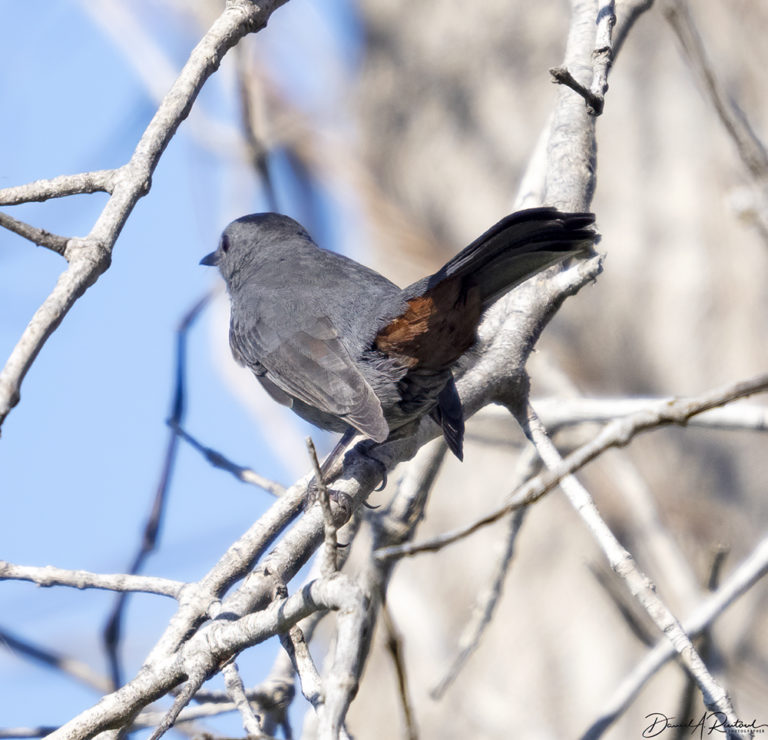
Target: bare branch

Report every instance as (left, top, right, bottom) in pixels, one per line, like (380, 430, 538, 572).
(582, 535, 768, 739)
(531, 396, 768, 432)
(550, 66, 606, 114)
(0, 561, 184, 598)
(431, 507, 527, 700)
(0, 0, 290, 433)
(280, 624, 324, 709)
(0, 211, 70, 255)
(613, 0, 654, 56)
(235, 41, 279, 211)
(661, 0, 768, 243)
(589, 0, 617, 112)
(662, 0, 768, 183)
(0, 626, 112, 694)
(381, 601, 418, 740)
(0, 727, 58, 739)
(173, 422, 286, 495)
(517, 401, 740, 734)
(0, 169, 116, 205)
(45, 574, 360, 740)
(222, 662, 265, 737)
(431, 445, 539, 698)
(379, 372, 768, 560)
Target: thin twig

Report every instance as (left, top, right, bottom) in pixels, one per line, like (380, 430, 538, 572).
(0, 727, 58, 739)
(431, 508, 527, 700)
(102, 290, 211, 689)
(589, 0, 617, 114)
(0, 169, 116, 205)
(148, 670, 207, 740)
(222, 661, 265, 737)
(662, 0, 768, 183)
(0, 0, 289, 433)
(550, 65, 605, 114)
(662, 0, 768, 243)
(531, 396, 768, 432)
(431, 446, 539, 698)
(236, 42, 279, 212)
(378, 372, 768, 561)
(613, 0, 654, 57)
(0, 561, 184, 598)
(673, 547, 729, 740)
(0, 211, 70, 255)
(173, 422, 286, 495)
(0, 626, 112, 694)
(517, 400, 740, 735)
(280, 625, 324, 708)
(381, 600, 418, 740)
(582, 536, 768, 739)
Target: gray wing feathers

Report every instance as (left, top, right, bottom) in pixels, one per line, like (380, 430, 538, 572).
(230, 313, 389, 442)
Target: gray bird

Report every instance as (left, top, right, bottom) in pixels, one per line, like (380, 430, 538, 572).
(201, 207, 596, 461)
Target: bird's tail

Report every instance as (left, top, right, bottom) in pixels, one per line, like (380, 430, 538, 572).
(417, 207, 597, 308)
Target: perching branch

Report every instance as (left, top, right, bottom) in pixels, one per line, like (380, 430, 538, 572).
(378, 371, 768, 560)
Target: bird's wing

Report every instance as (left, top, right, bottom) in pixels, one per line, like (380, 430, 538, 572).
(230, 310, 389, 443)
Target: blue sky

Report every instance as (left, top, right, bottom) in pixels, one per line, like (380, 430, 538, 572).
(0, 0, 360, 733)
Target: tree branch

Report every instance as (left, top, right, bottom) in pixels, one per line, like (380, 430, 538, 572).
(378, 372, 768, 560)
(0, 169, 116, 205)
(0, 211, 71, 255)
(0, 0, 289, 433)
(516, 401, 740, 734)
(582, 535, 768, 739)
(0, 561, 184, 598)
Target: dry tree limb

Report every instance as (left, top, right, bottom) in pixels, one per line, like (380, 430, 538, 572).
(581, 535, 768, 739)
(516, 401, 740, 733)
(173, 422, 287, 495)
(661, 0, 768, 242)
(0, 169, 116, 205)
(0, 212, 70, 254)
(378, 372, 768, 561)
(307, 436, 339, 576)
(222, 661, 266, 738)
(381, 600, 418, 740)
(0, 626, 113, 695)
(0, 561, 184, 598)
(0, 0, 289, 433)
(430, 445, 539, 699)
(45, 574, 364, 740)
(430, 507, 526, 700)
(532, 396, 768, 433)
(613, 0, 654, 56)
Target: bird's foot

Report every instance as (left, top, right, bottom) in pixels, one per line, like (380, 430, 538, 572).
(354, 439, 389, 492)
(305, 478, 353, 522)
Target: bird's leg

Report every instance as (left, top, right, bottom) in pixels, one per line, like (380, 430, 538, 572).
(306, 429, 388, 511)
(318, 427, 357, 482)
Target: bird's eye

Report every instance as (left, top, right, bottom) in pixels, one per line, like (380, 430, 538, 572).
(221, 234, 230, 253)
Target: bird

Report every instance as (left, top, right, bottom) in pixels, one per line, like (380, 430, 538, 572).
(201, 207, 596, 462)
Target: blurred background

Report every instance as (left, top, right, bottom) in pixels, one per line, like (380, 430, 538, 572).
(1, 1, 767, 738)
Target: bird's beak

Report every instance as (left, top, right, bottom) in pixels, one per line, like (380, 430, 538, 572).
(200, 250, 219, 266)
